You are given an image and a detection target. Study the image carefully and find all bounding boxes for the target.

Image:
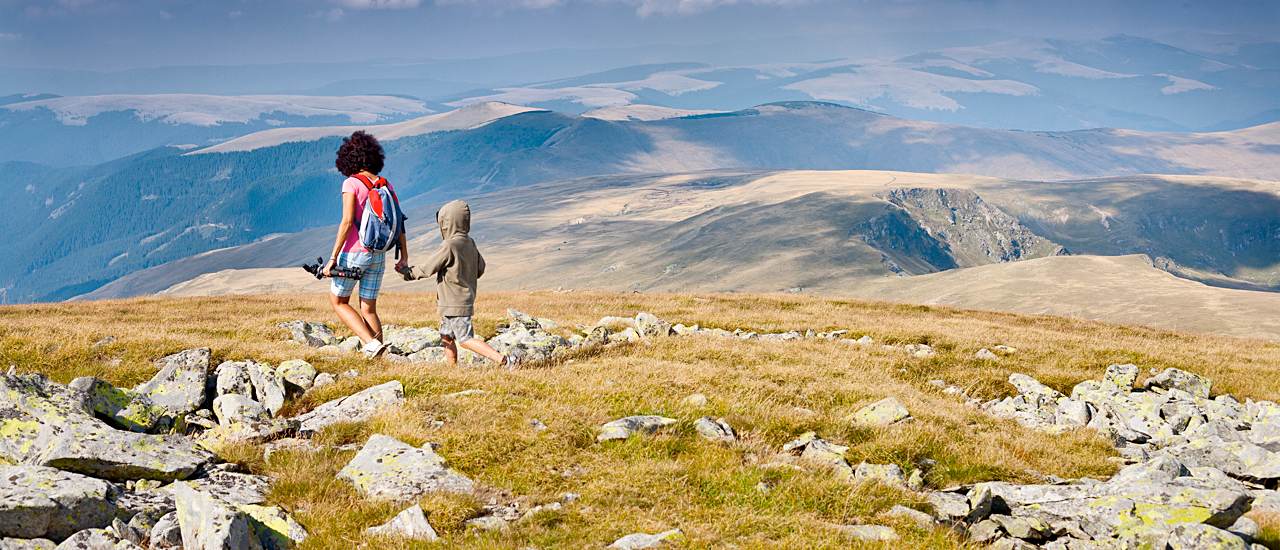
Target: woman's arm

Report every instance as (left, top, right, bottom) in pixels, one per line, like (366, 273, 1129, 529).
(395, 231, 409, 270)
(324, 192, 358, 276)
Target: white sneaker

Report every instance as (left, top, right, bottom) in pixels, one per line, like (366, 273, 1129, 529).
(362, 339, 387, 359)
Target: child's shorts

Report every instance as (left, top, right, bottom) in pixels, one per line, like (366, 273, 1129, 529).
(439, 316, 475, 344)
(330, 251, 385, 301)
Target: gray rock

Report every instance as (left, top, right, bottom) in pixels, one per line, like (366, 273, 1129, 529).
(213, 362, 253, 398)
(633, 313, 671, 338)
(111, 517, 142, 547)
(1145, 368, 1211, 399)
(0, 538, 55, 549)
(463, 515, 509, 532)
(834, 524, 899, 541)
(52, 528, 136, 549)
(364, 505, 438, 541)
(201, 394, 295, 446)
(275, 361, 316, 393)
(927, 491, 969, 521)
(976, 348, 1000, 361)
(1252, 489, 1280, 513)
(1163, 523, 1248, 549)
(147, 512, 181, 549)
(990, 514, 1051, 541)
(680, 393, 708, 407)
(782, 432, 852, 473)
(310, 373, 335, 389)
(597, 416, 677, 442)
(172, 482, 258, 550)
(967, 484, 994, 522)
(68, 377, 171, 434)
(1055, 398, 1092, 427)
(212, 394, 269, 427)
(0, 465, 118, 541)
(693, 417, 736, 443)
(382, 327, 442, 355)
(182, 471, 270, 506)
(133, 348, 210, 419)
(0, 373, 214, 481)
(277, 321, 336, 347)
(883, 505, 934, 529)
(607, 529, 682, 549)
(1161, 439, 1280, 481)
(1104, 364, 1140, 389)
(1008, 373, 1063, 401)
(337, 434, 475, 501)
(238, 503, 308, 549)
(1227, 516, 1259, 539)
(853, 463, 906, 488)
(850, 396, 911, 426)
(243, 362, 285, 417)
(293, 381, 404, 436)
(261, 439, 321, 463)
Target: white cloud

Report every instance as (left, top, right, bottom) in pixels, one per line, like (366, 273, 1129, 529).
(338, 0, 422, 8)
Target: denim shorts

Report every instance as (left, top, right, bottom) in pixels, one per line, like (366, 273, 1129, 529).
(439, 316, 475, 344)
(330, 251, 385, 301)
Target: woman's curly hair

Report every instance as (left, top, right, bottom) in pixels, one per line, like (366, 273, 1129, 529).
(335, 130, 385, 176)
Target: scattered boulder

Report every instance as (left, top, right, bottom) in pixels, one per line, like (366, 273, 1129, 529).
(1104, 363, 1140, 390)
(833, 524, 898, 542)
(608, 529, 682, 549)
(213, 362, 253, 398)
(680, 393, 708, 407)
(0, 373, 214, 481)
(850, 396, 911, 426)
(782, 432, 852, 474)
(133, 348, 211, 418)
(148, 512, 181, 550)
(382, 326, 442, 355)
(277, 321, 336, 347)
(337, 435, 475, 501)
(275, 361, 316, 393)
(0, 465, 118, 541)
(172, 482, 259, 550)
(68, 377, 171, 433)
(244, 362, 285, 416)
(293, 381, 404, 436)
(976, 348, 999, 361)
(52, 528, 136, 549)
(597, 416, 678, 442)
(364, 504, 438, 541)
(634, 313, 672, 338)
(883, 505, 934, 529)
(693, 417, 736, 443)
(182, 471, 271, 506)
(201, 394, 295, 446)
(1145, 368, 1212, 399)
(311, 373, 336, 389)
(853, 463, 906, 488)
(904, 343, 935, 358)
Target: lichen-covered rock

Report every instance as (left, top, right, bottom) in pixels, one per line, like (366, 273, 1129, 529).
(1104, 364, 1140, 390)
(310, 373, 336, 390)
(68, 377, 171, 434)
(0, 373, 214, 482)
(382, 326, 442, 355)
(243, 362, 284, 417)
(53, 527, 138, 549)
(213, 362, 253, 398)
(1159, 438, 1280, 481)
(608, 529, 682, 549)
(1145, 368, 1211, 399)
(853, 463, 906, 488)
(850, 396, 911, 426)
(261, 439, 321, 463)
(782, 432, 852, 474)
(1161, 523, 1248, 549)
(275, 361, 316, 393)
(364, 504, 438, 541)
(597, 416, 677, 442)
(277, 321, 336, 347)
(693, 417, 736, 443)
(293, 381, 404, 436)
(201, 394, 295, 446)
(1008, 373, 1063, 401)
(1, 537, 55, 549)
(132, 348, 210, 419)
(238, 504, 307, 549)
(337, 435, 474, 501)
(634, 312, 671, 338)
(833, 524, 898, 542)
(181, 471, 270, 506)
(883, 505, 934, 529)
(0, 465, 118, 541)
(148, 512, 181, 550)
(172, 482, 259, 550)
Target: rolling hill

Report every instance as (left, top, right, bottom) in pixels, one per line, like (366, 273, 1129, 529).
(84, 169, 1280, 341)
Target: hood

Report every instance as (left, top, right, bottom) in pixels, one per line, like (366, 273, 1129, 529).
(437, 200, 471, 240)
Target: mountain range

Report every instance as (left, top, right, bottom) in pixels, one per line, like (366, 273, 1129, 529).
(6, 100, 1280, 304)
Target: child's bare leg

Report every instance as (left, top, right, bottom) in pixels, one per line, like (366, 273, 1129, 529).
(461, 338, 505, 363)
(441, 335, 458, 366)
(330, 294, 376, 343)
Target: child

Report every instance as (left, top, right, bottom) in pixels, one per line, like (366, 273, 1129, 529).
(398, 200, 519, 367)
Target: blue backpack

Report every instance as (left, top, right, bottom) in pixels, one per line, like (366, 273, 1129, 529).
(353, 173, 407, 255)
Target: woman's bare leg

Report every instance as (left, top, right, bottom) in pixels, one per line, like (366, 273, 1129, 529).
(330, 294, 376, 343)
(358, 298, 383, 341)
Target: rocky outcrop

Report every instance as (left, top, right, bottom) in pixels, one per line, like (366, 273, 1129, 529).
(337, 435, 475, 501)
(364, 504, 438, 541)
(598, 416, 678, 442)
(134, 348, 211, 418)
(0, 466, 118, 541)
(277, 321, 336, 347)
(173, 482, 306, 550)
(292, 381, 404, 436)
(0, 373, 214, 481)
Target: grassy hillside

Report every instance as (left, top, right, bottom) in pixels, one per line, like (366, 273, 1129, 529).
(3, 291, 1278, 548)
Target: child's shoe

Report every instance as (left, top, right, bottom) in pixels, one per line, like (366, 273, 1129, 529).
(503, 348, 526, 369)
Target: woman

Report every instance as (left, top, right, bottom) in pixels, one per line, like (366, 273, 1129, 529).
(323, 130, 408, 358)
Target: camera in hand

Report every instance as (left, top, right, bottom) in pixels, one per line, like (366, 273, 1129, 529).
(302, 257, 364, 280)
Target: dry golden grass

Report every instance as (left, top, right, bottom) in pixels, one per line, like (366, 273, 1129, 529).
(2, 291, 1279, 549)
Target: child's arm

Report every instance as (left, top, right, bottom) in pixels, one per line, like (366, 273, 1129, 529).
(400, 244, 451, 281)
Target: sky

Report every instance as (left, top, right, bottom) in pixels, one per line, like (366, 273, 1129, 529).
(0, 0, 1276, 70)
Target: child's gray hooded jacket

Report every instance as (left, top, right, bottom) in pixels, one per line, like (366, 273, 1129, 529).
(417, 200, 484, 316)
